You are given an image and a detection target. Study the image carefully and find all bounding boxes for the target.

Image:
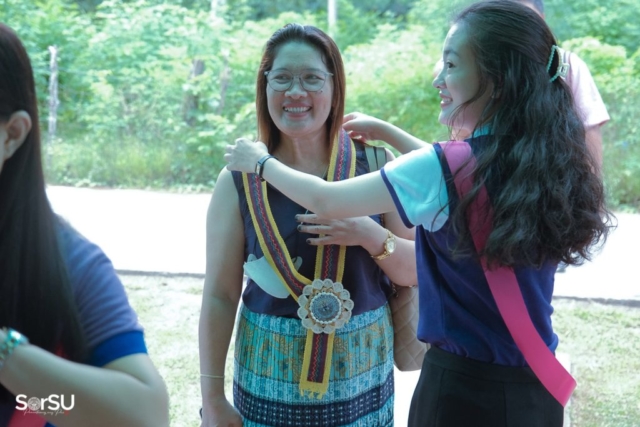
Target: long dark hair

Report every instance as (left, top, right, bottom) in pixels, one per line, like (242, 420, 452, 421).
(447, 1, 612, 267)
(0, 23, 85, 401)
(255, 23, 346, 152)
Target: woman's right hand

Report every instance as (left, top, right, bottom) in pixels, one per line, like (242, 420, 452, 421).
(201, 397, 243, 427)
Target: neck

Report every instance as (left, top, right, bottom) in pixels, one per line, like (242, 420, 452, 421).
(273, 131, 332, 177)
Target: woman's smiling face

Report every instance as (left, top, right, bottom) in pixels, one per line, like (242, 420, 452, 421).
(433, 23, 493, 136)
(266, 42, 333, 140)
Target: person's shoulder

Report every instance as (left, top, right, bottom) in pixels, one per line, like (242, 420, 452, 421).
(215, 166, 243, 192)
(56, 217, 97, 257)
(55, 216, 116, 284)
(561, 49, 593, 77)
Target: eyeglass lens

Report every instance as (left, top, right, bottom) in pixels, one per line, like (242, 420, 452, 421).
(266, 70, 330, 92)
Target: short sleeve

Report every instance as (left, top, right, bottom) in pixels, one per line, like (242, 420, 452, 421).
(380, 145, 449, 231)
(563, 50, 610, 128)
(59, 224, 147, 366)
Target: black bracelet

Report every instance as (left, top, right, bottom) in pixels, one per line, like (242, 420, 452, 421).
(255, 155, 276, 181)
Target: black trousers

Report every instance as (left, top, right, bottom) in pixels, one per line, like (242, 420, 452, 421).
(408, 347, 564, 427)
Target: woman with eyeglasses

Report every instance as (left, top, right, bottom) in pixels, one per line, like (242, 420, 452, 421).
(198, 23, 416, 427)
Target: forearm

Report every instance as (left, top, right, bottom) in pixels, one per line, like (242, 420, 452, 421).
(260, 160, 394, 218)
(261, 161, 341, 216)
(0, 343, 167, 427)
(355, 223, 416, 286)
(373, 238, 417, 287)
(377, 122, 428, 154)
(225, 139, 395, 218)
(199, 294, 239, 404)
(200, 171, 246, 409)
(585, 125, 603, 174)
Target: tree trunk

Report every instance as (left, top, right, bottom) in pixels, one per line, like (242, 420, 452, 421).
(328, 0, 337, 38)
(217, 52, 230, 115)
(47, 46, 59, 173)
(183, 59, 205, 126)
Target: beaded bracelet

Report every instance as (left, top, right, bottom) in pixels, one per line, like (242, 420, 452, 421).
(0, 328, 29, 372)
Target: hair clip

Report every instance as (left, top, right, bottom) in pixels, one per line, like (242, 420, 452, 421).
(546, 45, 570, 83)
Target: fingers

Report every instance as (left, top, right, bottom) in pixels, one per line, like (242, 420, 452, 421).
(342, 112, 359, 124)
(342, 113, 371, 143)
(224, 138, 269, 172)
(343, 113, 364, 131)
(305, 235, 335, 246)
(296, 223, 330, 235)
(296, 213, 321, 223)
(349, 133, 367, 143)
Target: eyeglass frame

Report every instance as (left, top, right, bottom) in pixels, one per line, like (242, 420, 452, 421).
(263, 69, 334, 92)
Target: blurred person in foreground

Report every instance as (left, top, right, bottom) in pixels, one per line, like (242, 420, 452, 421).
(0, 23, 169, 427)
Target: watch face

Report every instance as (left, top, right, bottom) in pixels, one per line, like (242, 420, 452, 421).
(386, 237, 396, 254)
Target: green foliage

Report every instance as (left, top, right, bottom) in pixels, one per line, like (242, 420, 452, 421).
(546, 0, 640, 54)
(332, 0, 384, 49)
(1, 0, 638, 208)
(407, 0, 473, 39)
(563, 38, 640, 209)
(222, 0, 417, 24)
(344, 24, 446, 142)
(223, 0, 325, 22)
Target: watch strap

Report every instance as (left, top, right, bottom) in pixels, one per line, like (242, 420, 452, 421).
(255, 155, 276, 181)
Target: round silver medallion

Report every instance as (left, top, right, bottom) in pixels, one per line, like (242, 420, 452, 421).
(297, 278, 354, 334)
(309, 292, 342, 324)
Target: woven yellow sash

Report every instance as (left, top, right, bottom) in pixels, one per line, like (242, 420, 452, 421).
(242, 131, 356, 398)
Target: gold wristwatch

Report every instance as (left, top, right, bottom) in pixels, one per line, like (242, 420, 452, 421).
(371, 229, 396, 260)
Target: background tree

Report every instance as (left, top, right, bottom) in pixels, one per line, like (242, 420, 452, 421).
(1, 0, 637, 208)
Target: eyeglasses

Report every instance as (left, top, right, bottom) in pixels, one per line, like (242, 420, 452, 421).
(264, 69, 333, 92)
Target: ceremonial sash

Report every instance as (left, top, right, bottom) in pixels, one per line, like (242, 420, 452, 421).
(243, 130, 356, 398)
(441, 140, 576, 406)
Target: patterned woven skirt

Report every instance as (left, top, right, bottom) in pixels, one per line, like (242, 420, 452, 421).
(233, 303, 395, 427)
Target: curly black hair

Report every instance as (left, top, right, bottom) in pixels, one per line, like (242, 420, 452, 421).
(447, 1, 613, 268)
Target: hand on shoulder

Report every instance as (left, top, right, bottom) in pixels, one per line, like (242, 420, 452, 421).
(224, 138, 269, 174)
(343, 112, 387, 143)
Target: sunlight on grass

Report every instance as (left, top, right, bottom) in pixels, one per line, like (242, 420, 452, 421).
(119, 274, 640, 427)
(553, 299, 640, 427)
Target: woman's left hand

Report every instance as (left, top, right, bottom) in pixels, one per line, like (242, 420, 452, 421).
(296, 213, 382, 248)
(224, 138, 269, 173)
